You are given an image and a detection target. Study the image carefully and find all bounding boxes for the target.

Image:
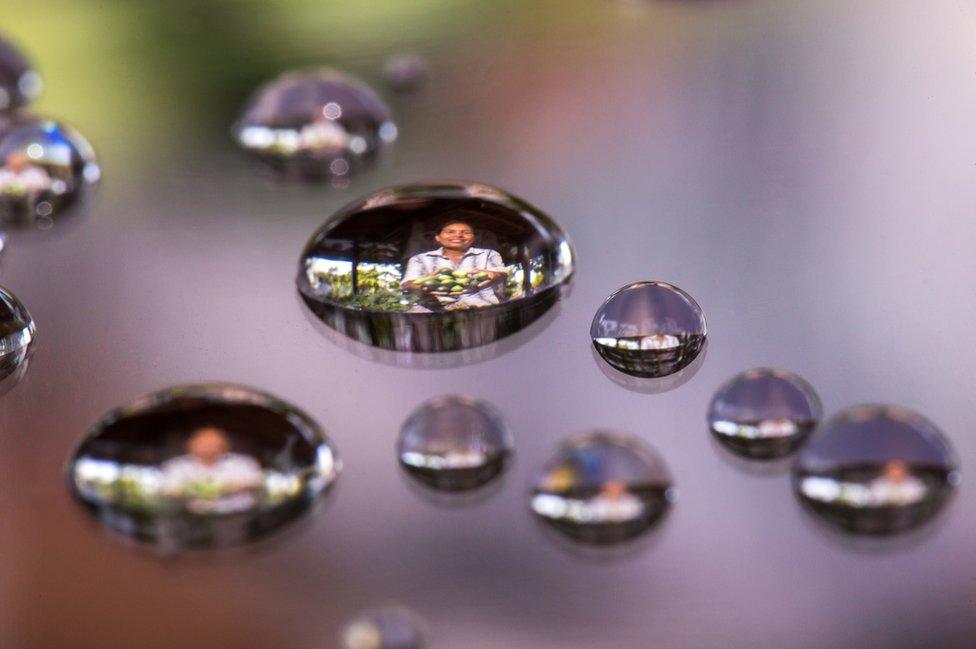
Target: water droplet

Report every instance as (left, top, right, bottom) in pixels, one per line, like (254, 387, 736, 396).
(341, 606, 425, 649)
(298, 182, 575, 353)
(0, 284, 35, 380)
(0, 117, 99, 228)
(708, 368, 821, 459)
(398, 395, 513, 492)
(591, 281, 706, 378)
(0, 36, 41, 112)
(383, 54, 429, 93)
(67, 384, 341, 552)
(530, 431, 673, 545)
(234, 69, 395, 180)
(793, 404, 958, 536)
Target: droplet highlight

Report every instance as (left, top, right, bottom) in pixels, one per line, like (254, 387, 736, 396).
(793, 404, 958, 535)
(708, 368, 821, 459)
(0, 284, 34, 380)
(531, 431, 674, 545)
(0, 35, 41, 112)
(67, 384, 340, 552)
(341, 606, 425, 649)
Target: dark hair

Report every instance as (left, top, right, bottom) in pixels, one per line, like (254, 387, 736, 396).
(436, 220, 475, 235)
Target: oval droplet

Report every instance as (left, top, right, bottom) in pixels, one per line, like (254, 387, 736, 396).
(341, 606, 425, 649)
(67, 384, 341, 552)
(398, 395, 513, 492)
(591, 281, 706, 378)
(530, 431, 674, 545)
(793, 404, 958, 536)
(234, 69, 395, 180)
(0, 284, 35, 380)
(383, 53, 429, 93)
(298, 182, 575, 353)
(708, 368, 821, 459)
(0, 35, 42, 112)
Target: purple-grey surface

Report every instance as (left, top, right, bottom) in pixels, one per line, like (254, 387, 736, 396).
(1, 1, 975, 648)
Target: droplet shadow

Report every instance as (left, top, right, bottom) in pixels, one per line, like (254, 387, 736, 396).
(708, 434, 795, 477)
(397, 456, 513, 508)
(591, 340, 707, 394)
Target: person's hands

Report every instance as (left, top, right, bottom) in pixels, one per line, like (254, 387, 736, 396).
(477, 270, 507, 289)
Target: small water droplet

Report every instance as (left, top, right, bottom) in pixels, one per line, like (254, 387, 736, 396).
(67, 384, 341, 552)
(0, 117, 99, 228)
(298, 182, 575, 353)
(591, 281, 706, 378)
(234, 69, 394, 180)
(793, 404, 958, 536)
(341, 606, 425, 649)
(383, 53, 429, 93)
(530, 431, 673, 545)
(708, 368, 821, 459)
(398, 395, 513, 492)
(0, 36, 41, 112)
(0, 284, 35, 380)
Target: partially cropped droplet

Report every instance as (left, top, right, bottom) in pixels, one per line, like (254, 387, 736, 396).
(398, 395, 513, 492)
(0, 35, 42, 112)
(341, 607, 425, 649)
(383, 54, 429, 92)
(298, 182, 575, 353)
(591, 281, 706, 378)
(708, 368, 821, 459)
(0, 117, 99, 228)
(531, 431, 674, 545)
(67, 384, 340, 552)
(793, 405, 958, 536)
(0, 284, 35, 380)
(234, 69, 395, 180)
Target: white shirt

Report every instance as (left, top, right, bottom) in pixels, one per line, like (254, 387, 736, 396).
(402, 246, 506, 309)
(161, 453, 265, 515)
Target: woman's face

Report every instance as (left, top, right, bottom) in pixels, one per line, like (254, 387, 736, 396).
(435, 222, 475, 251)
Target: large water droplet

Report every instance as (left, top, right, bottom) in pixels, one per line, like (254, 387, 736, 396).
(0, 284, 34, 380)
(0, 36, 42, 112)
(708, 368, 821, 460)
(591, 281, 706, 378)
(234, 69, 395, 180)
(398, 395, 513, 492)
(0, 117, 99, 228)
(67, 384, 340, 552)
(383, 54, 429, 93)
(530, 431, 674, 545)
(298, 182, 575, 353)
(793, 404, 958, 536)
(341, 607, 425, 649)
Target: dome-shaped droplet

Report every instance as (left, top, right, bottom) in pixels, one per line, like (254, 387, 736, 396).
(398, 395, 513, 492)
(591, 281, 706, 378)
(530, 431, 674, 545)
(0, 35, 42, 112)
(383, 54, 429, 93)
(793, 405, 958, 536)
(0, 117, 99, 228)
(0, 284, 35, 380)
(298, 182, 575, 353)
(234, 69, 396, 179)
(341, 607, 425, 649)
(67, 384, 341, 552)
(708, 368, 821, 459)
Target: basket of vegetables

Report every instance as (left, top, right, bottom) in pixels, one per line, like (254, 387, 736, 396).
(413, 268, 492, 301)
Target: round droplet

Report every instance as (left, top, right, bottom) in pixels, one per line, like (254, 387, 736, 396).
(298, 182, 575, 353)
(0, 35, 42, 112)
(0, 284, 35, 379)
(383, 54, 429, 93)
(591, 281, 706, 378)
(398, 395, 513, 492)
(708, 368, 821, 459)
(234, 69, 395, 179)
(530, 431, 674, 545)
(341, 607, 425, 649)
(67, 384, 341, 552)
(0, 117, 99, 228)
(793, 404, 958, 536)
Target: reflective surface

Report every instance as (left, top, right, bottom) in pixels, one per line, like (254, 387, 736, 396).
(0, 117, 99, 228)
(234, 69, 396, 180)
(398, 395, 512, 492)
(341, 607, 425, 649)
(591, 281, 706, 378)
(793, 405, 958, 536)
(0, 284, 34, 381)
(0, 35, 41, 112)
(708, 368, 821, 460)
(530, 432, 674, 545)
(67, 384, 340, 553)
(298, 182, 575, 352)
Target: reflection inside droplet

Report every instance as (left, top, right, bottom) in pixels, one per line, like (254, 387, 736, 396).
(67, 384, 341, 552)
(383, 53, 429, 93)
(398, 395, 513, 492)
(341, 606, 425, 649)
(0, 283, 34, 381)
(298, 182, 575, 353)
(0, 35, 41, 112)
(792, 404, 958, 536)
(591, 281, 706, 378)
(234, 69, 395, 180)
(708, 368, 821, 460)
(531, 431, 674, 545)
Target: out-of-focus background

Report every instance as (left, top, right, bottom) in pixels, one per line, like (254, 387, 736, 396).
(2, 1, 975, 647)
